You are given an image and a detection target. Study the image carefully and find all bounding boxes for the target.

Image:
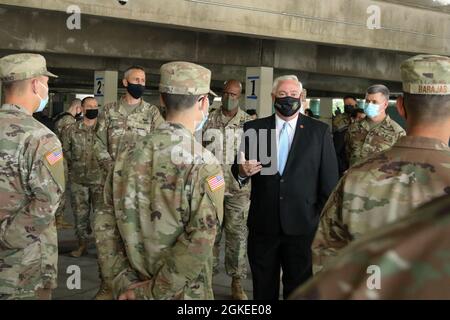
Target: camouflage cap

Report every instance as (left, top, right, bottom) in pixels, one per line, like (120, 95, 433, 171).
(0, 53, 57, 82)
(159, 61, 217, 96)
(400, 55, 450, 95)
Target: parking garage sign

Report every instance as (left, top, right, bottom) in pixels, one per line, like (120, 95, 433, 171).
(246, 75, 260, 110)
(95, 76, 104, 97)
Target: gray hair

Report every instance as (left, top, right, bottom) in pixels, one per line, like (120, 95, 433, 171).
(366, 84, 390, 101)
(124, 65, 146, 80)
(272, 75, 302, 94)
(69, 98, 82, 107)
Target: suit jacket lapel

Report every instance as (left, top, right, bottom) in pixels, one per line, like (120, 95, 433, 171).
(282, 114, 309, 176)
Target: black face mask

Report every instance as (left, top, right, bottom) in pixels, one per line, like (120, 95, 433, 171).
(126, 83, 145, 99)
(85, 109, 99, 120)
(274, 96, 301, 117)
(75, 112, 83, 120)
(344, 104, 354, 114)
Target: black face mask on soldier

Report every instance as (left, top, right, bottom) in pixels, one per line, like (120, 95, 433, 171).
(75, 112, 83, 120)
(344, 104, 354, 114)
(274, 96, 301, 117)
(84, 109, 99, 120)
(126, 83, 145, 99)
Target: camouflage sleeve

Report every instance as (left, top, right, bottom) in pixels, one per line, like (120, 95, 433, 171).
(344, 128, 351, 164)
(54, 113, 76, 137)
(0, 134, 65, 249)
(103, 142, 142, 294)
(151, 105, 165, 130)
(312, 177, 352, 274)
(61, 124, 73, 169)
(94, 107, 114, 171)
(136, 165, 224, 299)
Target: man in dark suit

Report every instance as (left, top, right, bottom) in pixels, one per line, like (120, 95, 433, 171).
(231, 75, 339, 300)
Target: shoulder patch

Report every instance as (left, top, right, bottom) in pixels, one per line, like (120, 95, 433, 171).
(46, 149, 63, 166)
(207, 174, 225, 192)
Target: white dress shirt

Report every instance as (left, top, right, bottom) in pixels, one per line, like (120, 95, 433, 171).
(238, 113, 299, 182)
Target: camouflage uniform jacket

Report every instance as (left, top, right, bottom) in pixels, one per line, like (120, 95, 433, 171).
(332, 113, 352, 133)
(111, 122, 224, 300)
(203, 107, 252, 195)
(61, 121, 103, 185)
(94, 97, 164, 170)
(292, 194, 450, 299)
(345, 115, 405, 167)
(54, 113, 76, 138)
(313, 136, 450, 272)
(0, 104, 65, 296)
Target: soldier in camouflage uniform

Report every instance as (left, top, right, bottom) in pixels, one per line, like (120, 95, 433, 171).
(61, 97, 105, 258)
(345, 85, 405, 167)
(54, 99, 82, 137)
(53, 99, 81, 230)
(312, 55, 450, 273)
(292, 194, 450, 299)
(332, 96, 358, 133)
(0, 53, 64, 299)
(202, 79, 252, 300)
(93, 65, 164, 299)
(110, 61, 224, 300)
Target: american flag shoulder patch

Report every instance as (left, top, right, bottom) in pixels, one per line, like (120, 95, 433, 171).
(207, 174, 225, 192)
(45, 149, 63, 166)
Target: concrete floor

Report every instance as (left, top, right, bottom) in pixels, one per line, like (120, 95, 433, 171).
(52, 198, 256, 300)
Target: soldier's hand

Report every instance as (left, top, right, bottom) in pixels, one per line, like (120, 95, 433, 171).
(238, 152, 262, 177)
(118, 280, 151, 300)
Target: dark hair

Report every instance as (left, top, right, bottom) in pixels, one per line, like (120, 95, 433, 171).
(366, 84, 390, 101)
(81, 96, 96, 106)
(160, 92, 202, 111)
(343, 95, 357, 102)
(246, 109, 257, 116)
(403, 93, 450, 124)
(305, 109, 315, 117)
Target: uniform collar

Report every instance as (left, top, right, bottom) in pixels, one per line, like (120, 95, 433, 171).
(395, 136, 449, 151)
(217, 107, 247, 126)
(117, 96, 145, 116)
(161, 121, 192, 136)
(79, 120, 97, 131)
(361, 114, 391, 130)
(1, 103, 32, 116)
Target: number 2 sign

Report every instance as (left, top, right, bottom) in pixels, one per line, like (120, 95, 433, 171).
(94, 77, 104, 97)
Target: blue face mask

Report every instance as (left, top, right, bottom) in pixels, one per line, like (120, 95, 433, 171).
(363, 102, 380, 118)
(35, 81, 49, 113)
(195, 110, 208, 132)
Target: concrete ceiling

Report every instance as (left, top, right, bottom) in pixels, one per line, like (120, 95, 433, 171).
(378, 0, 450, 13)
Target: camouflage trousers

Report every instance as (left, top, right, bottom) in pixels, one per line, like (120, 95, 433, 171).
(213, 193, 250, 279)
(70, 182, 103, 241)
(94, 170, 130, 288)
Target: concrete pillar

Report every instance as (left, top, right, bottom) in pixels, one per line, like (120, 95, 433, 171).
(245, 67, 274, 118)
(94, 70, 118, 108)
(318, 98, 333, 128)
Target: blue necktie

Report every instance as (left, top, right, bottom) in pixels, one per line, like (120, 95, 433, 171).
(278, 122, 289, 175)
